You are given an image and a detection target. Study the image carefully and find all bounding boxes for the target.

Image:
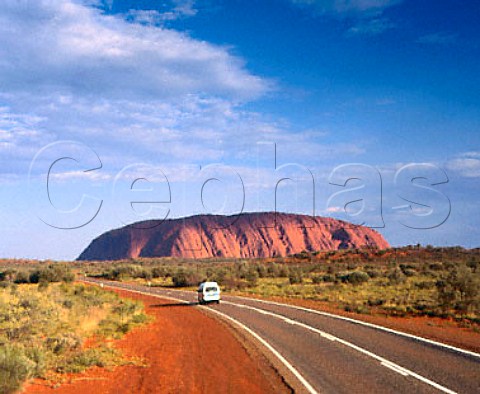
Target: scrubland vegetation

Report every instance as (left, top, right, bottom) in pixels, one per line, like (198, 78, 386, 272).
(74, 246, 480, 326)
(0, 265, 148, 394)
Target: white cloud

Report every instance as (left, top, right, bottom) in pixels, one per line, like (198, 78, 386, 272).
(446, 156, 480, 178)
(0, 0, 272, 178)
(346, 17, 395, 36)
(171, 0, 197, 17)
(417, 33, 457, 45)
(0, 0, 367, 185)
(326, 206, 343, 213)
(460, 151, 480, 158)
(0, 0, 267, 101)
(291, 0, 402, 37)
(126, 1, 197, 26)
(290, 0, 403, 15)
(48, 170, 111, 182)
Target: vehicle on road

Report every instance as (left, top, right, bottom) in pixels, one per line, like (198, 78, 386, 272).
(197, 281, 221, 304)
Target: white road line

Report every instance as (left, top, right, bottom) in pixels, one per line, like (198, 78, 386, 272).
(83, 280, 318, 394)
(205, 307, 318, 394)
(223, 300, 457, 394)
(228, 294, 480, 360)
(381, 362, 409, 377)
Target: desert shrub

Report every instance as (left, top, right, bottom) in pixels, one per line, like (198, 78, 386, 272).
(327, 265, 337, 275)
(367, 298, 385, 307)
(322, 274, 336, 283)
(46, 333, 82, 354)
(210, 268, 227, 284)
(24, 346, 47, 378)
(66, 350, 104, 372)
(311, 275, 323, 284)
(388, 268, 407, 285)
(59, 347, 116, 373)
(288, 269, 303, 285)
(13, 271, 30, 284)
(138, 268, 153, 281)
(172, 270, 189, 287)
(343, 271, 370, 285)
(436, 264, 480, 313)
(266, 263, 280, 278)
(245, 269, 259, 287)
(131, 313, 149, 324)
(365, 269, 381, 278)
(414, 280, 435, 290)
(29, 265, 75, 284)
(236, 262, 249, 279)
(466, 259, 478, 273)
(151, 267, 166, 278)
(103, 265, 139, 281)
(256, 264, 268, 278)
(429, 262, 444, 271)
(0, 346, 33, 394)
(221, 277, 248, 291)
(278, 266, 290, 278)
(171, 269, 201, 287)
(402, 268, 417, 277)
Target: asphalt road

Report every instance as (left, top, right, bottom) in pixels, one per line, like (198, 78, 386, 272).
(82, 278, 480, 394)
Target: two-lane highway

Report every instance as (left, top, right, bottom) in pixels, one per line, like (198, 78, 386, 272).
(82, 278, 480, 394)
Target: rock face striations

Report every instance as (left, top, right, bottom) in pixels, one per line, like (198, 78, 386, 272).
(78, 212, 390, 261)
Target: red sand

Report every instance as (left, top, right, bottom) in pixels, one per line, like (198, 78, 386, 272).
(24, 290, 286, 394)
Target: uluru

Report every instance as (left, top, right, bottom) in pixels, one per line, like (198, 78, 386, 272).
(78, 212, 389, 261)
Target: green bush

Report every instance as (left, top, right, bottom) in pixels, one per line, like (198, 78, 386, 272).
(344, 271, 370, 285)
(0, 346, 33, 394)
(245, 269, 259, 287)
(402, 268, 417, 277)
(24, 347, 47, 378)
(60, 347, 115, 373)
(256, 264, 268, 278)
(29, 265, 75, 284)
(388, 268, 407, 285)
(171, 269, 202, 287)
(278, 266, 290, 278)
(46, 333, 82, 354)
(266, 263, 280, 277)
(288, 270, 303, 285)
(437, 264, 480, 313)
(365, 269, 381, 278)
(13, 271, 30, 284)
(151, 267, 166, 278)
(367, 298, 385, 307)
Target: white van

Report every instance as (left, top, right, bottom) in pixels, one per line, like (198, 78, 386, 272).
(197, 281, 221, 304)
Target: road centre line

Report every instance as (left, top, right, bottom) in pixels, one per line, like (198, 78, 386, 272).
(229, 295, 480, 360)
(222, 300, 456, 394)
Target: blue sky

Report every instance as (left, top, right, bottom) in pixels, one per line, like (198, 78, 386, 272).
(1, 0, 479, 260)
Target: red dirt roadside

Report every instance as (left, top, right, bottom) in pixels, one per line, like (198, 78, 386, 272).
(23, 290, 288, 394)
